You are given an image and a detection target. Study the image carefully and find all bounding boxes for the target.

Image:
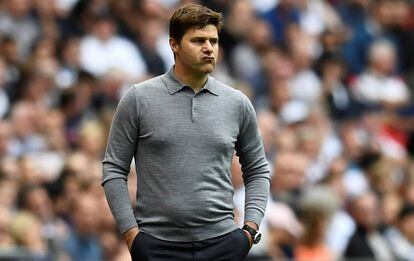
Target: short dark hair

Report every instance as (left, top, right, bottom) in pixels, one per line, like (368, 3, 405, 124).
(169, 4, 223, 43)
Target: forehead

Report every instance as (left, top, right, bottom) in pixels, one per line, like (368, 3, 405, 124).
(183, 24, 218, 38)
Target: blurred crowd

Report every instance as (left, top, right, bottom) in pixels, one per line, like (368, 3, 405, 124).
(1, 0, 414, 260)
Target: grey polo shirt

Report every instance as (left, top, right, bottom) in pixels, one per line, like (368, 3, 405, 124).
(102, 67, 270, 242)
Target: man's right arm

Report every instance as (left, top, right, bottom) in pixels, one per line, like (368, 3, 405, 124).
(101, 86, 140, 249)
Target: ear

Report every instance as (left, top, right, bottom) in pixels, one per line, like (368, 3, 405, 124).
(169, 37, 179, 55)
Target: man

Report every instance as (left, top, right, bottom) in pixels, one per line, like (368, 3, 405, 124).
(344, 191, 394, 259)
(79, 12, 147, 81)
(102, 4, 270, 260)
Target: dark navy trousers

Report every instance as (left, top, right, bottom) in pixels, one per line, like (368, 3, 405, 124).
(130, 228, 251, 261)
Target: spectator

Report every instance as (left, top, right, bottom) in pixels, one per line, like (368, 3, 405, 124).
(8, 102, 47, 157)
(0, 0, 41, 61)
(55, 36, 81, 89)
(261, 0, 300, 44)
(271, 151, 308, 206)
(63, 193, 102, 261)
(294, 186, 338, 261)
(218, 0, 256, 72)
(323, 157, 356, 258)
(279, 99, 310, 128)
(341, 0, 406, 74)
(134, 16, 167, 77)
(9, 211, 50, 260)
(79, 12, 147, 82)
(386, 204, 414, 259)
(296, 0, 342, 38)
(339, 120, 372, 197)
(32, 0, 60, 40)
(351, 39, 410, 108)
(265, 202, 303, 260)
(0, 176, 19, 209)
(336, 0, 372, 30)
(0, 37, 21, 101)
(17, 184, 69, 259)
(287, 30, 321, 105)
(319, 53, 358, 121)
(96, 69, 127, 110)
(0, 205, 13, 249)
(381, 192, 403, 228)
(231, 17, 273, 98)
(78, 120, 105, 160)
(344, 191, 394, 259)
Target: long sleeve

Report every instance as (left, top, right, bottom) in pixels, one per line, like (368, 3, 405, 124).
(235, 95, 271, 227)
(102, 86, 139, 233)
(103, 178, 137, 233)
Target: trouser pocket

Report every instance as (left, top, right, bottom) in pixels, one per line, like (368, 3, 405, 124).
(238, 228, 251, 256)
(130, 232, 143, 260)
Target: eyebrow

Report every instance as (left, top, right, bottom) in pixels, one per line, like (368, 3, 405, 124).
(191, 36, 219, 41)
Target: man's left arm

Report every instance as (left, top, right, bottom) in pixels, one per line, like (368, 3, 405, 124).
(235, 95, 271, 243)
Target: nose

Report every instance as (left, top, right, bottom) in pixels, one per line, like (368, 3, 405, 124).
(203, 40, 213, 53)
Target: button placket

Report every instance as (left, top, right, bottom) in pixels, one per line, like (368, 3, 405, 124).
(191, 93, 201, 122)
(191, 96, 195, 122)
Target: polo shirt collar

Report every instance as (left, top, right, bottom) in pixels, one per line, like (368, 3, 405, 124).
(163, 67, 219, 96)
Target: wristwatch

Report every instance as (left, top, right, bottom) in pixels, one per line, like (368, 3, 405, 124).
(242, 224, 261, 244)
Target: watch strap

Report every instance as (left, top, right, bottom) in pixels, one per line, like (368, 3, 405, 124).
(242, 224, 261, 244)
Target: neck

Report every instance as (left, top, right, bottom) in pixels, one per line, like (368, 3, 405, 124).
(173, 64, 208, 92)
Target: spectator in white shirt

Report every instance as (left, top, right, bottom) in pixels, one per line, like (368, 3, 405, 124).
(79, 13, 147, 82)
(352, 39, 410, 108)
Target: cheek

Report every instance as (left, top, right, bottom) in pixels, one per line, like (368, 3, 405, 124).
(182, 46, 199, 57)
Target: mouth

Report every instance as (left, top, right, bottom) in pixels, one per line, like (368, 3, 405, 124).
(202, 57, 215, 63)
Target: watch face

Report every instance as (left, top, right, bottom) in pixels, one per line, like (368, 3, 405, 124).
(253, 233, 261, 244)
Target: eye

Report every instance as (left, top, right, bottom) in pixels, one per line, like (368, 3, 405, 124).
(210, 39, 218, 45)
(192, 39, 204, 44)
